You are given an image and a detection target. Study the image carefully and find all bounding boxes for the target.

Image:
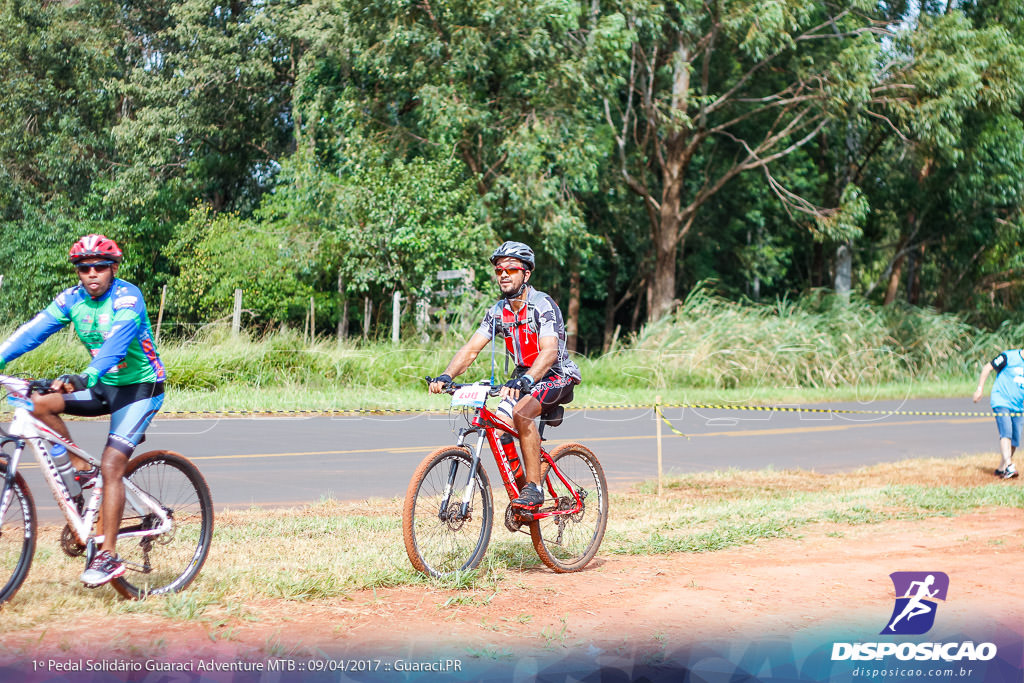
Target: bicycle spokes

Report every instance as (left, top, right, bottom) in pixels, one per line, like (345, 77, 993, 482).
(530, 444, 608, 573)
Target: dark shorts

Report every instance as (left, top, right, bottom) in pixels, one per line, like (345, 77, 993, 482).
(993, 406, 1023, 447)
(529, 373, 577, 410)
(63, 381, 165, 455)
(507, 368, 577, 410)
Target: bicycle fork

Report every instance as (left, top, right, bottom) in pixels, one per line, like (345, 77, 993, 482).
(439, 428, 485, 520)
(0, 437, 21, 522)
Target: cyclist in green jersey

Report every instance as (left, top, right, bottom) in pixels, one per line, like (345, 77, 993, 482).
(0, 234, 166, 586)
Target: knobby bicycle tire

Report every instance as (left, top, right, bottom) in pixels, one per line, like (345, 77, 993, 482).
(112, 450, 214, 599)
(0, 464, 36, 605)
(403, 447, 493, 578)
(530, 443, 608, 572)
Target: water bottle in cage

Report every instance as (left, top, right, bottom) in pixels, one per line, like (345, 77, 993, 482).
(499, 434, 523, 481)
(51, 442, 82, 498)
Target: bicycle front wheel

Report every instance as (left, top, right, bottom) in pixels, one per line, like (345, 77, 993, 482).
(0, 464, 36, 605)
(530, 443, 608, 572)
(112, 450, 214, 599)
(403, 447, 493, 578)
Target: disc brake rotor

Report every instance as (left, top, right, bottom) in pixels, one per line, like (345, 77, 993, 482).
(444, 503, 468, 531)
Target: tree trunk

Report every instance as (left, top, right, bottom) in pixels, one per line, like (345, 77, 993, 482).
(362, 296, 372, 339)
(602, 239, 619, 353)
(883, 235, 908, 306)
(336, 269, 348, 340)
(630, 292, 643, 333)
(883, 255, 904, 305)
(834, 243, 852, 297)
(908, 243, 925, 305)
(566, 265, 580, 353)
(649, 220, 680, 322)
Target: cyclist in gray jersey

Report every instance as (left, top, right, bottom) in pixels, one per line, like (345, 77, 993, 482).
(430, 241, 580, 511)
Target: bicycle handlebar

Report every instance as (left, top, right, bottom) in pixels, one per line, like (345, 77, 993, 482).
(424, 376, 502, 397)
(0, 374, 60, 401)
(29, 379, 58, 395)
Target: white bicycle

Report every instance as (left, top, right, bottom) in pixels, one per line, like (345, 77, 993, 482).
(0, 374, 213, 602)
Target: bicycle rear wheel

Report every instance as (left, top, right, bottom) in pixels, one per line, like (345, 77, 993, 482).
(112, 450, 213, 599)
(403, 447, 493, 578)
(0, 463, 36, 604)
(530, 443, 608, 572)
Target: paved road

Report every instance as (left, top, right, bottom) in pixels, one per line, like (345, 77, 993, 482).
(12, 396, 997, 521)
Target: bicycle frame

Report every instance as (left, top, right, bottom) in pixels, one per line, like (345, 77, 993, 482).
(447, 392, 583, 523)
(0, 374, 172, 548)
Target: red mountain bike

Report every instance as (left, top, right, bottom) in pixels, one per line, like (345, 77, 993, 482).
(402, 379, 608, 577)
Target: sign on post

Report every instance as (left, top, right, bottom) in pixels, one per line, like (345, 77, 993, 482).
(436, 268, 472, 281)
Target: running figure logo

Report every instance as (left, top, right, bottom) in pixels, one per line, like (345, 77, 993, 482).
(882, 572, 949, 635)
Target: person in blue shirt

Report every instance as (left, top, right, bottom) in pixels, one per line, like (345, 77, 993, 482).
(0, 234, 166, 586)
(973, 350, 1024, 479)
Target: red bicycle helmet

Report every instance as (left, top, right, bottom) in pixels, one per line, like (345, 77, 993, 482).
(69, 234, 123, 264)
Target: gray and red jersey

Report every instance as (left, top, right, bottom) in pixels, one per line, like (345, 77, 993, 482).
(476, 288, 581, 383)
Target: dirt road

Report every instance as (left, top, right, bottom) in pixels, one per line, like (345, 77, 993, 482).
(2, 509, 1021, 682)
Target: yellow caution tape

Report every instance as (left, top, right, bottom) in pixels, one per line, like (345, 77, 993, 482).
(654, 404, 690, 440)
(8, 402, 1009, 419)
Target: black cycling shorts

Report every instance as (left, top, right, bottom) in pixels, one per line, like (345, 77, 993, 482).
(525, 372, 577, 410)
(63, 381, 164, 456)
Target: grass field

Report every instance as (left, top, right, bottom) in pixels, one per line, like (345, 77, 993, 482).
(0, 453, 1019, 654)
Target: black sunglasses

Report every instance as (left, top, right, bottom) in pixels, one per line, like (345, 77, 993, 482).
(76, 262, 114, 274)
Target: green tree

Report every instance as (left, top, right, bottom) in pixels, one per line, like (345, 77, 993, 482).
(0, 0, 126, 320)
(165, 205, 316, 327)
(852, 3, 1024, 312)
(314, 0, 608, 262)
(254, 148, 487, 337)
(110, 0, 328, 214)
(594, 0, 902, 321)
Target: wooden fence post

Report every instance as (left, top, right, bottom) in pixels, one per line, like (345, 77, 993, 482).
(156, 284, 167, 345)
(363, 297, 371, 339)
(392, 291, 401, 344)
(656, 395, 663, 498)
(232, 289, 242, 335)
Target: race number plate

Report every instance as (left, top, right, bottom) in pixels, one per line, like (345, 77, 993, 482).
(451, 384, 488, 409)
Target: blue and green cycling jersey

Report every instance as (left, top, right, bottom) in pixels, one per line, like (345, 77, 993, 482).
(0, 279, 165, 387)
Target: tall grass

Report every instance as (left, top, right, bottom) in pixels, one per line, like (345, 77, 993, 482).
(1, 289, 1018, 410)
(596, 287, 986, 392)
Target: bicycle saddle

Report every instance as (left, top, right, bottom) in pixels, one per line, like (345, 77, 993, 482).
(540, 405, 564, 428)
